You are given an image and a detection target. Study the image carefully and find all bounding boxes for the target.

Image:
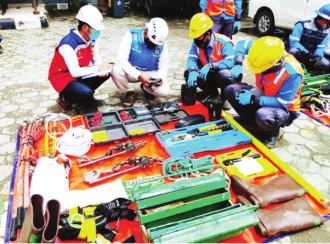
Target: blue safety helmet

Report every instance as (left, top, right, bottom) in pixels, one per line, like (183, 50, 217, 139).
(315, 4, 330, 21)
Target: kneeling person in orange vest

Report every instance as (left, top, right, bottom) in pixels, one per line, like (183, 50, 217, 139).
(186, 13, 235, 110)
(49, 5, 113, 114)
(224, 37, 304, 148)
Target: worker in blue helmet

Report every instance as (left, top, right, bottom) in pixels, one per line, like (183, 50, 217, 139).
(286, 4, 330, 73)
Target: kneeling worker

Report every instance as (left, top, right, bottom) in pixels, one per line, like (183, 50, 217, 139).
(112, 18, 170, 107)
(286, 4, 330, 72)
(225, 37, 304, 148)
(186, 13, 234, 110)
(49, 5, 113, 113)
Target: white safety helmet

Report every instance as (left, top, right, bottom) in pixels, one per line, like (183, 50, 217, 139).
(145, 18, 169, 45)
(76, 5, 105, 30)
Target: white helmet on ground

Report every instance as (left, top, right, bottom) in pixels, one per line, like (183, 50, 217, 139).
(76, 5, 105, 30)
(145, 18, 169, 45)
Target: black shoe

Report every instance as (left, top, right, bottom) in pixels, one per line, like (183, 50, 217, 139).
(91, 98, 105, 107)
(233, 116, 259, 129)
(140, 83, 155, 100)
(124, 91, 135, 107)
(196, 91, 219, 101)
(262, 133, 280, 149)
(222, 100, 232, 110)
(56, 96, 73, 113)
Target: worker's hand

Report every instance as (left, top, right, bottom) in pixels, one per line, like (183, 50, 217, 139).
(313, 48, 324, 59)
(98, 62, 115, 71)
(198, 64, 211, 81)
(312, 55, 322, 68)
(151, 78, 163, 87)
(139, 74, 152, 87)
(231, 65, 243, 79)
(233, 21, 241, 35)
(302, 50, 313, 61)
(236, 90, 252, 105)
(99, 71, 110, 78)
(187, 71, 198, 87)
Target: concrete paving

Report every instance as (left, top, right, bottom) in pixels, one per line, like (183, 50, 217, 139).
(0, 7, 329, 243)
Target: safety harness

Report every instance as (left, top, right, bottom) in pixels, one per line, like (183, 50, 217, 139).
(58, 198, 136, 243)
(301, 87, 330, 118)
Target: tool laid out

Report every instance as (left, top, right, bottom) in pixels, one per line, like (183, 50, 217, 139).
(216, 147, 278, 180)
(147, 102, 190, 125)
(77, 141, 147, 168)
(84, 156, 163, 184)
(156, 120, 251, 157)
(132, 173, 259, 243)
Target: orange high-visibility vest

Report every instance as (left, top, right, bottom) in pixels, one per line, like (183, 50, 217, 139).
(197, 33, 233, 68)
(255, 53, 304, 112)
(206, 0, 235, 17)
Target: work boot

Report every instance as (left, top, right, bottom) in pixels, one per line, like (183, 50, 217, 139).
(237, 196, 323, 238)
(140, 83, 155, 100)
(222, 100, 232, 110)
(41, 200, 60, 243)
(18, 194, 45, 243)
(230, 174, 307, 208)
(124, 91, 135, 107)
(262, 132, 280, 149)
(56, 96, 72, 113)
(233, 116, 259, 130)
(91, 98, 105, 107)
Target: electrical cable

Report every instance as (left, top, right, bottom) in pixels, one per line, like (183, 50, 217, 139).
(45, 113, 93, 157)
(162, 156, 216, 181)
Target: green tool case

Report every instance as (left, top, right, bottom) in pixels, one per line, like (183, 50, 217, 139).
(132, 174, 259, 243)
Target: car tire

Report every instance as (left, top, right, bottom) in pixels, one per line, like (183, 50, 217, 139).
(256, 10, 275, 36)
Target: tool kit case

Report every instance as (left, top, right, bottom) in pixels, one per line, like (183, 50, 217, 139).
(86, 111, 122, 129)
(132, 174, 259, 243)
(117, 107, 152, 120)
(156, 120, 252, 157)
(147, 102, 190, 125)
(123, 117, 161, 138)
(90, 123, 129, 147)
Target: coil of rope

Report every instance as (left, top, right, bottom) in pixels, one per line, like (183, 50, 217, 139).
(45, 113, 93, 157)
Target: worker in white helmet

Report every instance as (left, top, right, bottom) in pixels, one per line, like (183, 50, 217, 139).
(112, 18, 170, 107)
(49, 5, 114, 114)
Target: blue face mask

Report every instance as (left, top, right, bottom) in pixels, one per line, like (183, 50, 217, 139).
(88, 29, 101, 40)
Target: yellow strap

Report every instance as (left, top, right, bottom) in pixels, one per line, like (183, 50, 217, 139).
(77, 206, 97, 241)
(96, 233, 111, 243)
(45, 132, 49, 156)
(52, 121, 57, 156)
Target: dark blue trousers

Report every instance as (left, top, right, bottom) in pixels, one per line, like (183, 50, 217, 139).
(224, 84, 292, 136)
(60, 76, 108, 105)
(211, 20, 234, 39)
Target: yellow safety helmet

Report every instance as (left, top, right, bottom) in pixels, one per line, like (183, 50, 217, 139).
(188, 13, 214, 39)
(247, 36, 285, 73)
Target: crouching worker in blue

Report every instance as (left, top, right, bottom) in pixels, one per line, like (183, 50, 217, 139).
(286, 4, 330, 72)
(185, 13, 234, 110)
(225, 37, 304, 148)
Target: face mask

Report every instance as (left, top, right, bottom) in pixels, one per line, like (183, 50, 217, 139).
(86, 27, 101, 41)
(194, 33, 210, 49)
(144, 37, 156, 49)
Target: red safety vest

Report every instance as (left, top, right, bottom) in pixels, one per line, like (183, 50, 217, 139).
(48, 30, 95, 93)
(197, 33, 233, 69)
(206, 0, 235, 17)
(255, 53, 304, 112)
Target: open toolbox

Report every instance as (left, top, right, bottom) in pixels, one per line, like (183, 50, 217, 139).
(85, 111, 122, 129)
(215, 147, 278, 181)
(147, 102, 189, 125)
(123, 117, 161, 138)
(117, 106, 152, 121)
(132, 174, 259, 243)
(156, 119, 252, 157)
(90, 123, 129, 147)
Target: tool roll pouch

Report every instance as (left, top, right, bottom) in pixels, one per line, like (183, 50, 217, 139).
(58, 198, 136, 241)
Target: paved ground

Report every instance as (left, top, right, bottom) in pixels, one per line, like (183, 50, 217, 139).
(0, 5, 329, 243)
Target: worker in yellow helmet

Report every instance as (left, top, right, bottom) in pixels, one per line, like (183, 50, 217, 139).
(185, 13, 235, 110)
(224, 37, 304, 148)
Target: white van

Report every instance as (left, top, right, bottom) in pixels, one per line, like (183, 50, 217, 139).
(248, 0, 329, 35)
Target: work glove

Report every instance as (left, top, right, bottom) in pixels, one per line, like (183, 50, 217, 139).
(313, 48, 324, 58)
(236, 90, 253, 105)
(312, 55, 322, 68)
(198, 64, 211, 81)
(301, 50, 313, 61)
(231, 65, 243, 79)
(233, 21, 241, 35)
(187, 71, 198, 87)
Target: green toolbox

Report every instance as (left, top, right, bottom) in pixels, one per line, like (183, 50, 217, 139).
(132, 174, 259, 243)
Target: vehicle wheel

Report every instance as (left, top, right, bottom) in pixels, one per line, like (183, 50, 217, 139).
(146, 0, 157, 16)
(256, 10, 274, 35)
